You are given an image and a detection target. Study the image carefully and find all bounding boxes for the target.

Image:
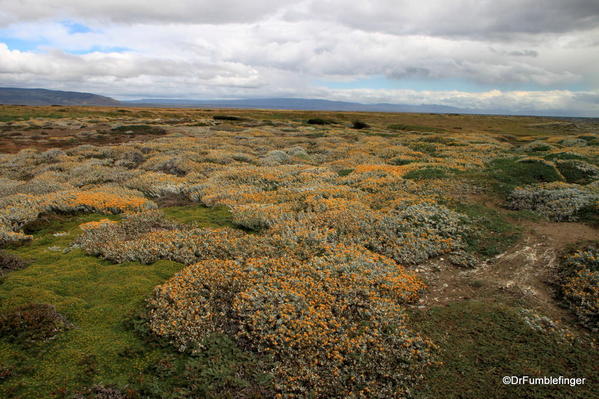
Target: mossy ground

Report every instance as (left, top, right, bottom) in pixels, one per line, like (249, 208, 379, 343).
(411, 301, 597, 399)
(162, 205, 233, 227)
(0, 206, 234, 398)
(446, 201, 523, 257)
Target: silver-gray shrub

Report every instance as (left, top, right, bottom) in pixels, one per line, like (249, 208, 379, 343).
(508, 183, 598, 221)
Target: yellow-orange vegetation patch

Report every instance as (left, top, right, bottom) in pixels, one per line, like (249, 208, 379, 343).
(69, 191, 151, 213)
(78, 219, 119, 230)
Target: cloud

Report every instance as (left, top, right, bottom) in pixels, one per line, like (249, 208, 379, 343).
(2, 1, 597, 36)
(0, 43, 263, 88)
(0, 0, 294, 25)
(0, 1, 597, 115)
(291, 0, 599, 38)
(507, 50, 538, 57)
(313, 86, 597, 113)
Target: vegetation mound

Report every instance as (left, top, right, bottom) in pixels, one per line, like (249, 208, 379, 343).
(149, 246, 433, 398)
(0, 303, 71, 346)
(0, 251, 28, 277)
(507, 182, 598, 221)
(558, 244, 599, 331)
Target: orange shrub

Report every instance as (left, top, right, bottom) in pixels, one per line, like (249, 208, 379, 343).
(148, 245, 433, 398)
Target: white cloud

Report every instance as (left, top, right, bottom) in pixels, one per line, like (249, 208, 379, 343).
(0, 1, 597, 115)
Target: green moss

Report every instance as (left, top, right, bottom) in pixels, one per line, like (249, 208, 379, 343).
(162, 205, 233, 227)
(409, 142, 440, 157)
(412, 301, 598, 399)
(556, 161, 598, 185)
(130, 334, 273, 398)
(404, 167, 451, 180)
(448, 202, 521, 257)
(485, 157, 563, 195)
(0, 207, 235, 398)
(544, 152, 588, 161)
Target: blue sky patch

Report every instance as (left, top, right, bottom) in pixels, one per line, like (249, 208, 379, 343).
(0, 37, 48, 52)
(67, 46, 130, 55)
(61, 20, 93, 34)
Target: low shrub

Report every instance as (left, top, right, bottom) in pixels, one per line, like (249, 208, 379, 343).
(0, 303, 71, 346)
(544, 152, 587, 162)
(261, 150, 290, 165)
(0, 251, 28, 277)
(559, 138, 587, 147)
(306, 118, 333, 125)
(388, 157, 414, 166)
(558, 244, 599, 331)
(148, 246, 433, 398)
(351, 120, 370, 129)
(419, 136, 456, 145)
(507, 182, 598, 221)
(72, 384, 128, 399)
(213, 115, 244, 121)
(0, 365, 11, 382)
(0, 187, 155, 240)
(76, 210, 280, 264)
(0, 229, 32, 248)
(518, 141, 554, 152)
(111, 125, 166, 135)
(366, 203, 469, 264)
(578, 134, 598, 142)
(388, 124, 445, 133)
(448, 250, 479, 268)
(556, 160, 599, 184)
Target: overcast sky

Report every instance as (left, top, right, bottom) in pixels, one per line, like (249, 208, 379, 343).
(0, 1, 598, 115)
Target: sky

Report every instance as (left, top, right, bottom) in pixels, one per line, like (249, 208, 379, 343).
(0, 1, 598, 116)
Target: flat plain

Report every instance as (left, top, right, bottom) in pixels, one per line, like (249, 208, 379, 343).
(0, 105, 598, 398)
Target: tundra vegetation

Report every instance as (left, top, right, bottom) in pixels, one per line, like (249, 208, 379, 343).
(0, 105, 597, 398)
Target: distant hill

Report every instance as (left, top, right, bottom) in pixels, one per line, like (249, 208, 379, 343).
(0, 87, 120, 106)
(123, 97, 466, 113)
(124, 97, 595, 117)
(1, 88, 590, 117)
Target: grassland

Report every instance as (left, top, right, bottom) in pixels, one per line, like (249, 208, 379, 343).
(0, 105, 597, 398)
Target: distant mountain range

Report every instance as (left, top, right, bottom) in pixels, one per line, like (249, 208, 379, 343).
(0, 87, 120, 106)
(123, 97, 465, 114)
(0, 87, 466, 113)
(114, 98, 597, 117)
(0, 87, 592, 117)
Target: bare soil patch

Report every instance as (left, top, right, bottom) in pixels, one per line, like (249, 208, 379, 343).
(416, 221, 599, 329)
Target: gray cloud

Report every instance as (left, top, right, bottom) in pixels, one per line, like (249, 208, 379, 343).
(0, 0, 293, 25)
(507, 50, 538, 57)
(0, 1, 597, 115)
(294, 0, 599, 38)
(1, 0, 597, 36)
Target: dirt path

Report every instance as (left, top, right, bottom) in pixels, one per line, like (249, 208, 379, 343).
(416, 221, 599, 326)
